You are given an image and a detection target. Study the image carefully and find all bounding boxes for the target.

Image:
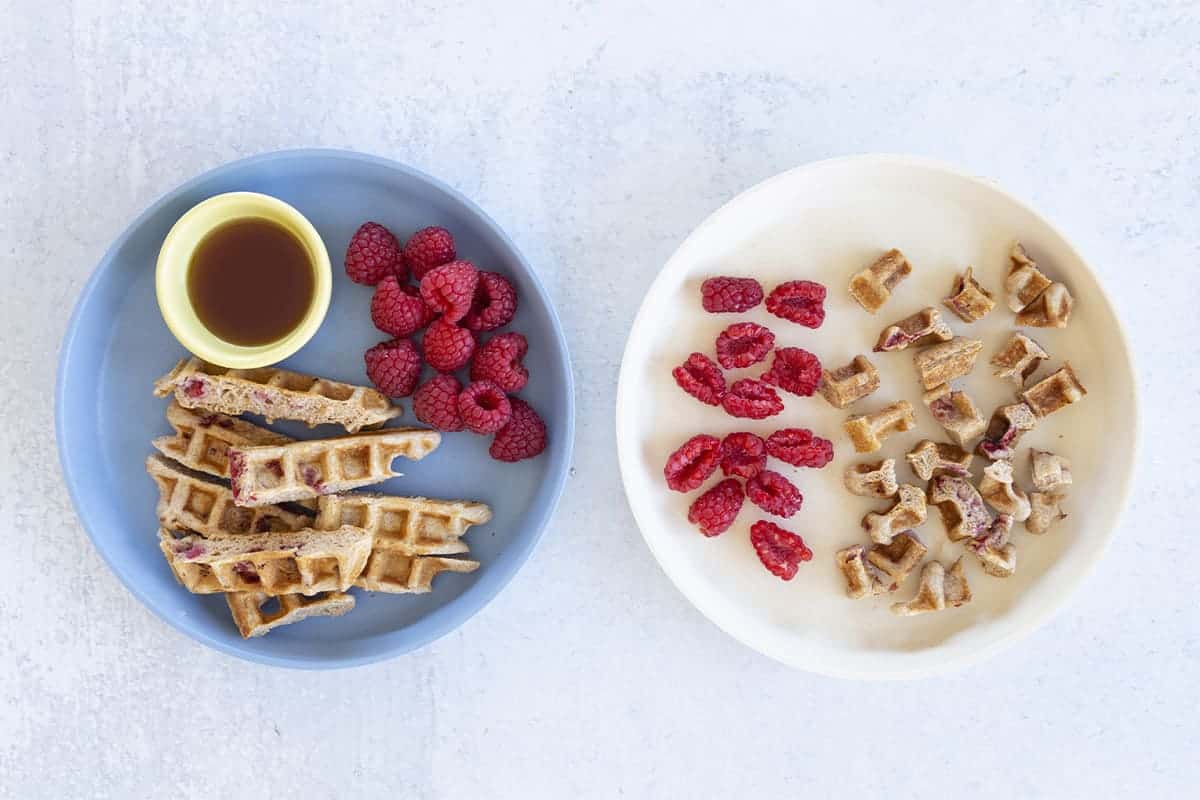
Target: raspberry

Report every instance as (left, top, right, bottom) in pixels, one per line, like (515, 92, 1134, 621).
(345, 222, 405, 285)
(721, 379, 783, 419)
(765, 428, 834, 468)
(760, 347, 822, 396)
(746, 470, 803, 517)
(458, 380, 513, 434)
(462, 271, 518, 331)
(672, 353, 726, 406)
(489, 397, 548, 462)
(404, 226, 456, 280)
(420, 261, 479, 323)
(363, 338, 422, 398)
(720, 432, 766, 479)
(701, 277, 763, 313)
(371, 276, 434, 337)
(422, 318, 476, 373)
(750, 520, 813, 580)
(470, 332, 529, 392)
(687, 478, 745, 537)
(766, 280, 827, 328)
(413, 374, 464, 431)
(715, 322, 776, 369)
(663, 434, 722, 492)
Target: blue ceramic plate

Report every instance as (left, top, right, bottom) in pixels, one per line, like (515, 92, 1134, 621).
(56, 149, 574, 668)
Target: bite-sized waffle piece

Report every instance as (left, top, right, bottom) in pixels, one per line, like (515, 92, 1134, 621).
(1022, 364, 1087, 418)
(314, 493, 491, 556)
(976, 402, 1037, 461)
(873, 307, 953, 352)
(835, 545, 885, 599)
(228, 428, 441, 507)
(921, 383, 986, 447)
(226, 591, 356, 638)
(355, 553, 480, 594)
(943, 267, 995, 323)
(863, 484, 927, 545)
(159, 525, 373, 595)
(817, 355, 880, 409)
(153, 357, 401, 433)
(866, 530, 927, 588)
(146, 454, 310, 536)
(844, 400, 916, 454)
(1005, 242, 1053, 313)
(843, 459, 899, 498)
(912, 337, 983, 390)
(979, 459, 1031, 521)
(1017, 283, 1074, 329)
(990, 332, 1049, 386)
(928, 474, 993, 542)
(1030, 449, 1072, 492)
(849, 249, 912, 313)
(890, 558, 972, 616)
(1027, 492, 1067, 534)
(968, 514, 1016, 577)
(906, 440, 972, 481)
(153, 401, 293, 479)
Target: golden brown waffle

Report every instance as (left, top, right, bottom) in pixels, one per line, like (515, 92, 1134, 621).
(228, 428, 441, 507)
(843, 459, 898, 498)
(866, 531, 928, 588)
(315, 493, 490, 556)
(1017, 283, 1074, 328)
(921, 383, 986, 447)
(873, 307, 953, 352)
(818, 355, 880, 409)
(912, 337, 983, 390)
(1030, 449, 1072, 492)
(849, 249, 912, 313)
(355, 552, 480, 594)
(977, 402, 1038, 461)
(891, 558, 972, 616)
(1022, 364, 1087, 418)
(928, 474, 993, 542)
(863, 484, 927, 545)
(226, 591, 356, 638)
(990, 332, 1049, 386)
(158, 525, 372, 595)
(1006, 242, 1053, 312)
(1027, 492, 1067, 534)
(968, 514, 1017, 576)
(835, 545, 885, 599)
(153, 401, 293, 480)
(906, 439, 972, 481)
(153, 357, 401, 433)
(979, 459, 1031, 521)
(943, 267, 996, 322)
(843, 400, 916, 454)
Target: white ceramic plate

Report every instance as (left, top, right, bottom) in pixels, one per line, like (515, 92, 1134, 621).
(616, 155, 1138, 680)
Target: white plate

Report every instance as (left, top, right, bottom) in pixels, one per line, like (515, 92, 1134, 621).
(616, 155, 1138, 680)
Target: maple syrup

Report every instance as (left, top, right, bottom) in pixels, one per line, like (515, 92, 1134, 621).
(187, 217, 315, 346)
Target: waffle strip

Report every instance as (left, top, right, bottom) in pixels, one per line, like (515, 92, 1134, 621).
(225, 591, 356, 638)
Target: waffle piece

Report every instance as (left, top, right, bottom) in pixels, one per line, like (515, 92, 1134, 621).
(226, 591, 356, 638)
(863, 484, 927, 545)
(159, 525, 372, 595)
(928, 474, 993, 542)
(356, 553, 479, 593)
(1005, 242, 1053, 312)
(843, 459, 899, 498)
(873, 307, 953, 352)
(228, 428, 441, 507)
(153, 357, 401, 433)
(921, 384, 986, 447)
(849, 249, 912, 313)
(943, 267, 996, 323)
(977, 402, 1037, 461)
(835, 545, 885, 599)
(315, 493, 491, 556)
(1017, 283, 1074, 329)
(906, 439, 972, 481)
(146, 454, 310, 536)
(1030, 449, 1072, 492)
(1022, 364, 1087, 418)
(844, 400, 916, 454)
(153, 401, 292, 479)
(891, 558, 972, 616)
(979, 459, 1031, 521)
(968, 514, 1017, 577)
(818, 355, 880, 409)
(991, 332, 1049, 386)
(866, 531, 927, 588)
(1027, 492, 1067, 534)
(912, 337, 983, 390)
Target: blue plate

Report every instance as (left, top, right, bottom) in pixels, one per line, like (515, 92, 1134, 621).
(56, 149, 574, 668)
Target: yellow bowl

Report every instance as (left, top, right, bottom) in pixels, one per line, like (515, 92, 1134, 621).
(155, 192, 332, 368)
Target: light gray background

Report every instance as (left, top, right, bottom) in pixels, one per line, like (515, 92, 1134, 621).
(2, 1, 1197, 797)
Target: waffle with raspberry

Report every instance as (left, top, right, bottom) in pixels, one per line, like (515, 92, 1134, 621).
(226, 591, 356, 638)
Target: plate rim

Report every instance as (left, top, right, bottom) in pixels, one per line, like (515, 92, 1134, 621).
(614, 153, 1141, 680)
(55, 148, 576, 669)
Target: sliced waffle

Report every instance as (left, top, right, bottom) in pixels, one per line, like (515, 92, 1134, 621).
(153, 401, 292, 478)
(355, 552, 480, 594)
(226, 591, 356, 638)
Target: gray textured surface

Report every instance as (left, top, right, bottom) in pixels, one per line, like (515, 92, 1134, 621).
(2, 1, 1198, 797)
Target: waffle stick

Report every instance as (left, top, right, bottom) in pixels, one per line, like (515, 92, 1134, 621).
(226, 591, 356, 638)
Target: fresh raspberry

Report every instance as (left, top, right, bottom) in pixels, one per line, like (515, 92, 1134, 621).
(745, 470, 803, 517)
(371, 276, 434, 337)
(489, 397, 548, 462)
(422, 318, 476, 372)
(687, 478, 745, 537)
(345, 222, 405, 285)
(672, 353, 726, 406)
(413, 374, 464, 431)
(363, 338, 422, 398)
(721, 379, 783, 419)
(701, 277, 763, 313)
(760, 347, 822, 397)
(462, 271, 518, 331)
(470, 332, 529, 392)
(715, 322, 776, 370)
(765, 428, 834, 468)
(663, 434, 722, 492)
(404, 226, 457, 280)
(766, 280, 827, 328)
(420, 261, 479, 323)
(750, 520, 813, 580)
(457, 380, 513, 434)
(720, 432, 766, 479)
